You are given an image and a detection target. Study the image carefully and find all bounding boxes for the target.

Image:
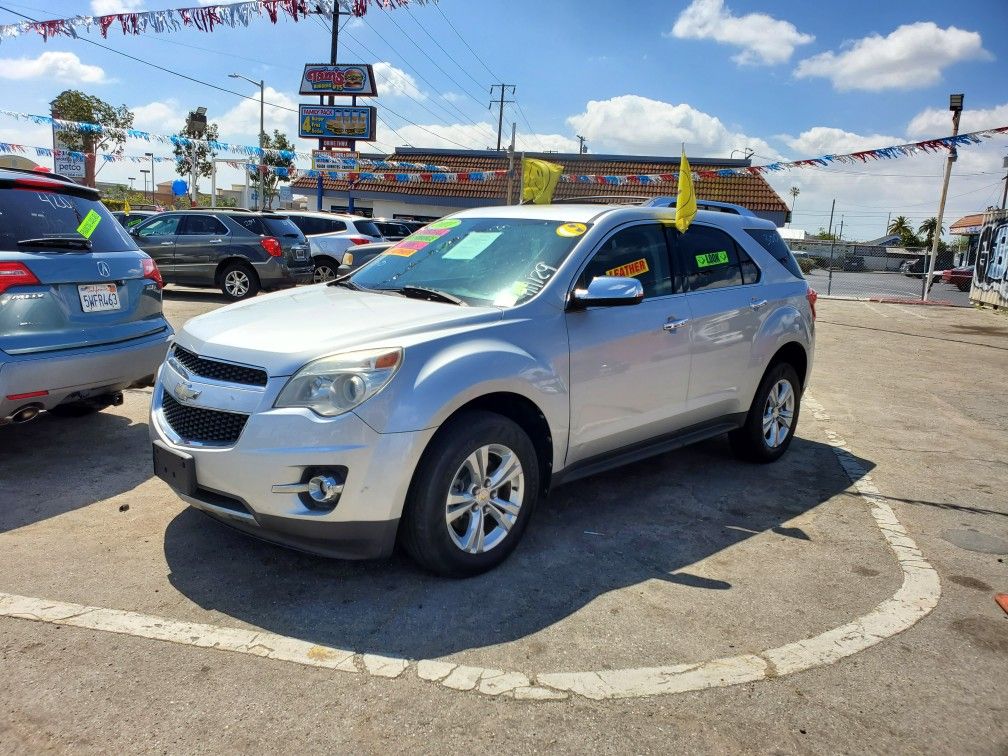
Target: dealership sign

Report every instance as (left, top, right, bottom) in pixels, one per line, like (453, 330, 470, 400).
(299, 105, 376, 141)
(299, 64, 377, 96)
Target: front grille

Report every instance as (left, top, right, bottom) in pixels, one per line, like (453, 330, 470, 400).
(172, 346, 267, 387)
(161, 392, 249, 445)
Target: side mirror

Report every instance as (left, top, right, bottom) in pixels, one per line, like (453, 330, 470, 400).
(568, 276, 644, 310)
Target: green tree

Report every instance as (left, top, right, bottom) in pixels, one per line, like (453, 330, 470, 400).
(51, 89, 134, 188)
(917, 217, 945, 249)
(249, 130, 296, 209)
(813, 227, 838, 241)
(172, 119, 220, 200)
(887, 215, 921, 247)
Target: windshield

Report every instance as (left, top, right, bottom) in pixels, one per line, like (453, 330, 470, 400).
(349, 217, 588, 306)
(0, 186, 136, 252)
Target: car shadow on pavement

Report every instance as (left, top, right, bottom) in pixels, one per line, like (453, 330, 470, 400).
(163, 433, 875, 660)
(161, 288, 233, 306)
(0, 405, 152, 532)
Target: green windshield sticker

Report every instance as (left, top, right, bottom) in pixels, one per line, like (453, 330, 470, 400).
(76, 209, 102, 239)
(427, 218, 461, 230)
(696, 250, 729, 268)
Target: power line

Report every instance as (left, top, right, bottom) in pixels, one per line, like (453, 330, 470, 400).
(510, 101, 546, 151)
(433, 1, 501, 82)
(403, 4, 486, 93)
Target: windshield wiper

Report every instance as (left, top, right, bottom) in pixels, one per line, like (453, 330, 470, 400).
(17, 237, 92, 250)
(395, 286, 468, 306)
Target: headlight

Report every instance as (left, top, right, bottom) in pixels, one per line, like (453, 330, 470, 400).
(274, 348, 402, 417)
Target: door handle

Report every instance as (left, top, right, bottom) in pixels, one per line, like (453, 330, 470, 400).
(208, 239, 223, 244)
(160, 241, 173, 246)
(750, 298, 768, 310)
(663, 317, 690, 332)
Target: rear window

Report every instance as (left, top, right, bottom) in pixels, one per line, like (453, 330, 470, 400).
(353, 219, 382, 238)
(0, 184, 135, 252)
(745, 228, 804, 279)
(261, 217, 305, 239)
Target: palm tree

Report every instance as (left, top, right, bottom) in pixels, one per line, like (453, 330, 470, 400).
(888, 215, 913, 239)
(788, 187, 799, 227)
(917, 217, 945, 249)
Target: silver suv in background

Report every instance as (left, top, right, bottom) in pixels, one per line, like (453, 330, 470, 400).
(0, 168, 172, 426)
(151, 201, 815, 576)
(130, 210, 311, 300)
(283, 211, 383, 282)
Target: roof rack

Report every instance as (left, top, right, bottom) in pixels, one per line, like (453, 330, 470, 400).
(551, 195, 651, 205)
(643, 196, 756, 217)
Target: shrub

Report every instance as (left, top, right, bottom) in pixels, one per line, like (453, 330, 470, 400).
(797, 256, 815, 274)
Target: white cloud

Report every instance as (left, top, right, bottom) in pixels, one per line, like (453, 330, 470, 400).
(373, 62, 425, 100)
(214, 86, 299, 142)
(668, 0, 813, 65)
(132, 99, 184, 133)
(907, 102, 1008, 138)
(794, 22, 990, 92)
(0, 51, 106, 84)
(781, 126, 904, 156)
(566, 95, 776, 158)
(91, 0, 143, 13)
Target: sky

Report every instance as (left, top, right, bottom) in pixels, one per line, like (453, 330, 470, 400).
(0, 0, 1006, 240)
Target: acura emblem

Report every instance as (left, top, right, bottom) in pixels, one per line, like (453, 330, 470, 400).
(173, 381, 202, 402)
(97, 261, 111, 278)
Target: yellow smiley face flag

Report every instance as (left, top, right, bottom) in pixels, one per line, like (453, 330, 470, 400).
(522, 157, 563, 205)
(674, 147, 697, 233)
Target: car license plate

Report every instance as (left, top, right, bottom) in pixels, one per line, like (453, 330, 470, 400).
(152, 441, 197, 496)
(78, 283, 121, 313)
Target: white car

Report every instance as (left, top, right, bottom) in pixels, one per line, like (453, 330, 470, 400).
(283, 211, 383, 282)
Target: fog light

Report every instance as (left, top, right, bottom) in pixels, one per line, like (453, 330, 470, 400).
(307, 475, 342, 503)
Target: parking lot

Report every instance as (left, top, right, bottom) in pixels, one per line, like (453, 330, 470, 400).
(806, 268, 971, 305)
(1, 293, 1006, 753)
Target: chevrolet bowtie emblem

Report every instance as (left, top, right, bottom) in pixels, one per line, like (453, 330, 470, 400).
(173, 381, 202, 402)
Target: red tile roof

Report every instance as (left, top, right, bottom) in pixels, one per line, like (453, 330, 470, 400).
(292, 151, 788, 213)
(949, 213, 986, 233)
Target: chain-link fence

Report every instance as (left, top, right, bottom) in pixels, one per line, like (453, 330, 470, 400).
(787, 239, 971, 305)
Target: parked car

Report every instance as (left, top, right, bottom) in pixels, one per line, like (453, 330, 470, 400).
(942, 265, 974, 291)
(902, 253, 952, 280)
(0, 167, 172, 426)
(111, 209, 158, 229)
(370, 218, 412, 241)
(151, 201, 815, 576)
(129, 210, 312, 300)
(282, 211, 383, 282)
(337, 241, 392, 274)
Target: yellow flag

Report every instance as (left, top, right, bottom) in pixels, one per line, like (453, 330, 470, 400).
(123, 199, 131, 215)
(674, 148, 696, 233)
(522, 158, 563, 205)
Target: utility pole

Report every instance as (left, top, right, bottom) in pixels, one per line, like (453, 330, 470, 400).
(506, 122, 516, 205)
(577, 134, 587, 154)
(923, 93, 964, 301)
(1001, 155, 1008, 210)
(826, 198, 836, 296)
(489, 84, 515, 151)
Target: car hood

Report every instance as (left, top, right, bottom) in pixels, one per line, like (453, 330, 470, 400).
(177, 284, 503, 376)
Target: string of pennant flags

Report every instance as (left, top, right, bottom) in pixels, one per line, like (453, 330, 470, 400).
(0, 0, 434, 45)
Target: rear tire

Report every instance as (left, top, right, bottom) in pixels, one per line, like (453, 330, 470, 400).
(730, 362, 801, 463)
(401, 411, 539, 577)
(219, 262, 260, 301)
(312, 256, 339, 283)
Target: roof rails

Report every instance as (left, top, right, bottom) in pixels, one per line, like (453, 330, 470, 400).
(552, 195, 651, 205)
(643, 196, 756, 217)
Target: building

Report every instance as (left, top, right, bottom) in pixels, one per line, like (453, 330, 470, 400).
(291, 148, 789, 223)
(950, 212, 988, 265)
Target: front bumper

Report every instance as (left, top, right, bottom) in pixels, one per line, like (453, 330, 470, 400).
(0, 326, 172, 418)
(149, 360, 435, 559)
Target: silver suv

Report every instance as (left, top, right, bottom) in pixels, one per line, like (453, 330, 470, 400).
(151, 200, 816, 576)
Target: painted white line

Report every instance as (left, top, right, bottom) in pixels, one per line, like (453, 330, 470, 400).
(0, 395, 940, 701)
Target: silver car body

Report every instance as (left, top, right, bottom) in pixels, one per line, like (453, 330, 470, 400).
(150, 203, 814, 558)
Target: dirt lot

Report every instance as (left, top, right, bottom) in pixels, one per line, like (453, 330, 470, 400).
(0, 292, 1005, 754)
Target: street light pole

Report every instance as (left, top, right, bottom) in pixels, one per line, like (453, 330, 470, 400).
(230, 73, 267, 210)
(923, 93, 964, 302)
(144, 152, 154, 205)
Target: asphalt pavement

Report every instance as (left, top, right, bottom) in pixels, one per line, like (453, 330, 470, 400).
(806, 268, 971, 305)
(0, 291, 1005, 754)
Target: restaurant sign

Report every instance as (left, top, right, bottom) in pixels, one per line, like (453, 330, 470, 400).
(299, 105, 377, 141)
(299, 64, 377, 96)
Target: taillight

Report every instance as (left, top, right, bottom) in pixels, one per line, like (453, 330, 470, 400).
(348, 236, 370, 246)
(806, 288, 817, 321)
(141, 256, 163, 289)
(0, 262, 40, 294)
(260, 237, 283, 257)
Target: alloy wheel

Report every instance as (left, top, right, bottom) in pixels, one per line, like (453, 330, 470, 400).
(445, 444, 525, 554)
(225, 269, 250, 297)
(313, 264, 337, 283)
(762, 378, 795, 448)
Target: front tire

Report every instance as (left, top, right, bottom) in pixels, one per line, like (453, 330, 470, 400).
(730, 363, 801, 463)
(401, 411, 539, 577)
(312, 257, 339, 283)
(219, 262, 260, 301)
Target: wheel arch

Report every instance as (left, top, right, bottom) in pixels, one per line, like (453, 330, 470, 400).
(213, 256, 259, 286)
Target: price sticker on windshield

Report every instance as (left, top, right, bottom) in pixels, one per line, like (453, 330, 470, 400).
(76, 209, 102, 239)
(695, 250, 729, 268)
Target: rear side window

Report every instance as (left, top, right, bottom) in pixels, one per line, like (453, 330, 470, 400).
(180, 215, 228, 235)
(745, 228, 804, 279)
(673, 225, 745, 292)
(229, 215, 267, 235)
(261, 217, 305, 240)
(353, 219, 382, 237)
(0, 185, 135, 251)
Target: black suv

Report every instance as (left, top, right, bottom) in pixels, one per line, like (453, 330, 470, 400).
(129, 210, 311, 300)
